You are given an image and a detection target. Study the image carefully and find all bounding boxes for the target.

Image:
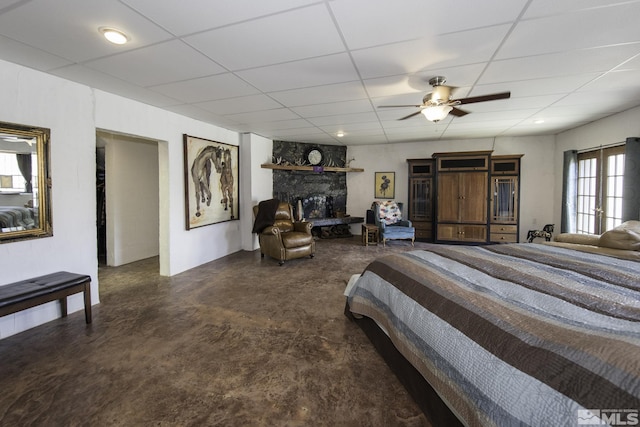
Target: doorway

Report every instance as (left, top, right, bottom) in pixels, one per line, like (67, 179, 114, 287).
(96, 131, 160, 268)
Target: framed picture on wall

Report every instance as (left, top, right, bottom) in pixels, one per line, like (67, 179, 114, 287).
(183, 134, 239, 230)
(374, 171, 395, 199)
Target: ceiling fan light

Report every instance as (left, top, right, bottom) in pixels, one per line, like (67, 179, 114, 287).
(422, 105, 452, 122)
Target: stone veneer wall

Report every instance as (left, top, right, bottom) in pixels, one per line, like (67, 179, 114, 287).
(272, 141, 348, 218)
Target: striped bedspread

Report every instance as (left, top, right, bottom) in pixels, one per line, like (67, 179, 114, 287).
(346, 243, 640, 427)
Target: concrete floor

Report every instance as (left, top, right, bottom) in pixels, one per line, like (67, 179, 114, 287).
(0, 237, 431, 426)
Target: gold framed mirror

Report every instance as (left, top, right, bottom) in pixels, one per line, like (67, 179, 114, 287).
(0, 121, 52, 242)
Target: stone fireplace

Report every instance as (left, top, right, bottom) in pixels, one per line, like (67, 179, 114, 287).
(272, 141, 358, 237)
(272, 141, 348, 219)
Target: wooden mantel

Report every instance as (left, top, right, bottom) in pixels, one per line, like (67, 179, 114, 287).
(261, 164, 364, 173)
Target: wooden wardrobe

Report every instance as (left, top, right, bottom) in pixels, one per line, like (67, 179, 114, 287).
(407, 151, 522, 244)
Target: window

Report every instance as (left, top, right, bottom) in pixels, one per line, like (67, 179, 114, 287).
(576, 145, 624, 234)
(0, 152, 38, 194)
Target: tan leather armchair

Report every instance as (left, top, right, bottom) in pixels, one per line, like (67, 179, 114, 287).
(253, 202, 315, 265)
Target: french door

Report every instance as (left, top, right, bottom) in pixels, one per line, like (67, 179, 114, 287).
(576, 145, 625, 234)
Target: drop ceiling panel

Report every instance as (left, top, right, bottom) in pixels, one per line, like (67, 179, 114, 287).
(162, 104, 234, 127)
(618, 53, 640, 69)
(0, 0, 24, 8)
(330, 0, 527, 50)
(289, 100, 374, 118)
(578, 69, 640, 91)
(183, 4, 345, 70)
(351, 25, 511, 80)
(0, 0, 638, 145)
(51, 64, 181, 107)
(307, 112, 379, 127)
(499, 2, 640, 59)
(456, 109, 542, 122)
(522, 0, 639, 18)
(384, 120, 436, 135)
(270, 127, 326, 137)
(472, 74, 600, 98)
(269, 81, 369, 107)
(551, 90, 640, 111)
(121, 0, 318, 36)
(150, 73, 261, 103)
(224, 108, 301, 124)
(85, 40, 227, 87)
(446, 119, 523, 130)
(236, 53, 360, 92)
(196, 95, 284, 115)
(482, 44, 640, 84)
(501, 126, 574, 136)
(243, 119, 313, 132)
(0, 0, 172, 62)
(385, 127, 445, 141)
(381, 118, 437, 130)
(0, 35, 72, 71)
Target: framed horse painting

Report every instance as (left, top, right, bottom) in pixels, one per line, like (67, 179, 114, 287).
(183, 134, 239, 230)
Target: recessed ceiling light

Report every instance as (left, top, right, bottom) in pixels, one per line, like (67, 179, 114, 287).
(533, 119, 545, 124)
(336, 132, 345, 137)
(99, 27, 129, 45)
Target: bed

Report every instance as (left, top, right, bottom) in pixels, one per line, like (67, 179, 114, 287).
(344, 242, 640, 426)
(0, 206, 37, 231)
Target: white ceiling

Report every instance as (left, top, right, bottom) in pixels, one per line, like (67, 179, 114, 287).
(1, 0, 639, 146)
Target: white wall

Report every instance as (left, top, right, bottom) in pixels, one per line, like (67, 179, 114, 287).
(93, 91, 243, 277)
(104, 134, 159, 266)
(347, 136, 556, 242)
(240, 133, 273, 251)
(0, 59, 249, 338)
(0, 60, 99, 338)
(553, 106, 640, 228)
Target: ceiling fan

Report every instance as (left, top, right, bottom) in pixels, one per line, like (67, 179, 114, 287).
(378, 76, 511, 122)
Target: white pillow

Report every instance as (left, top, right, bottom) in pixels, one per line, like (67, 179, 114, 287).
(599, 221, 640, 251)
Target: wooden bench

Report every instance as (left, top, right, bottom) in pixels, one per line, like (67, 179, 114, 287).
(0, 271, 92, 324)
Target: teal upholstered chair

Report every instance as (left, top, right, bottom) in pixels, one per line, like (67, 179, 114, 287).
(372, 201, 415, 246)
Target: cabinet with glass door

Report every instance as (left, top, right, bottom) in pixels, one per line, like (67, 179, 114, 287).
(407, 159, 434, 241)
(489, 155, 523, 243)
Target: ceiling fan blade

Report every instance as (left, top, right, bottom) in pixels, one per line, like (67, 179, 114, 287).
(455, 91, 511, 105)
(378, 104, 423, 108)
(449, 107, 469, 117)
(398, 111, 423, 120)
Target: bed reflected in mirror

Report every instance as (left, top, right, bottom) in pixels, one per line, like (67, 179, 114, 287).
(0, 121, 52, 242)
